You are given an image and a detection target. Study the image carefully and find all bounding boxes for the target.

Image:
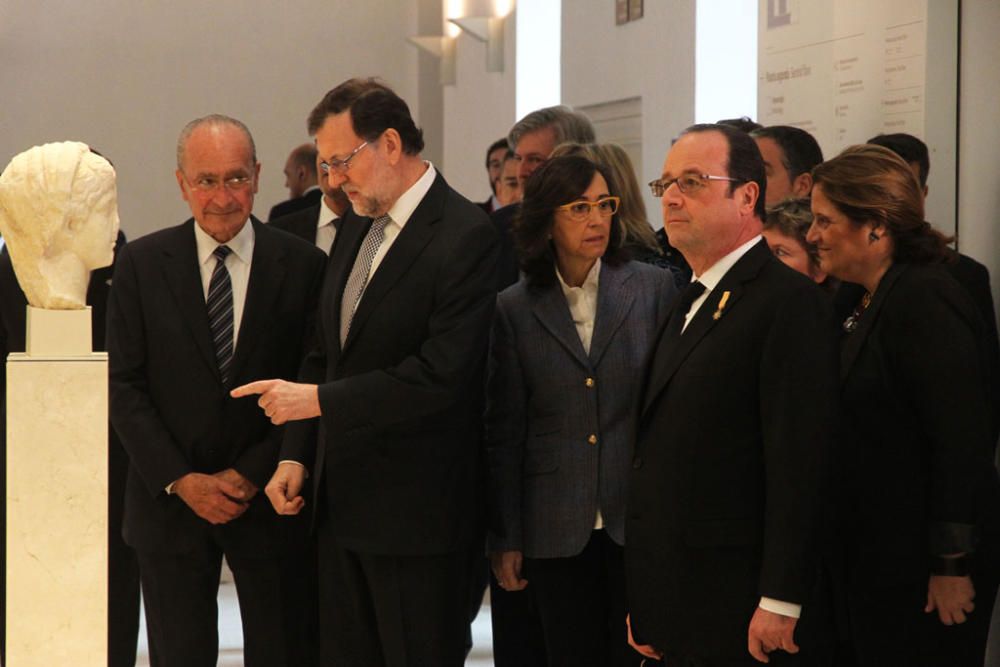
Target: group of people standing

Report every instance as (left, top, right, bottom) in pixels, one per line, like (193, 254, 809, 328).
(0, 75, 997, 667)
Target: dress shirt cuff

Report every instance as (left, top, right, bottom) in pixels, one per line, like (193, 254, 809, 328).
(278, 459, 309, 478)
(165, 481, 176, 495)
(759, 597, 801, 618)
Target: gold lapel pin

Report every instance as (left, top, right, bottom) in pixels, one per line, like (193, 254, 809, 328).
(712, 291, 731, 320)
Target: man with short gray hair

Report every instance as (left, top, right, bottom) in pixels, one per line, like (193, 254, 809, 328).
(108, 114, 326, 667)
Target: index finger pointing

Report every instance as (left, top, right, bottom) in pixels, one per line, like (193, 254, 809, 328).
(231, 379, 279, 398)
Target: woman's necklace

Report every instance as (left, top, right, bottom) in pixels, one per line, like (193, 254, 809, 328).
(842, 291, 872, 333)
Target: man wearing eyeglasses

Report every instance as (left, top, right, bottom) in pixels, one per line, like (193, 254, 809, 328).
(625, 124, 839, 666)
(232, 78, 499, 666)
(107, 114, 327, 666)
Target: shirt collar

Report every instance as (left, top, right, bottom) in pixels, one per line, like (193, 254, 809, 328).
(318, 196, 340, 229)
(556, 259, 601, 298)
(385, 162, 436, 228)
(194, 217, 255, 266)
(692, 235, 760, 291)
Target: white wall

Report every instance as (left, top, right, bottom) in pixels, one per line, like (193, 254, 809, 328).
(441, 0, 517, 204)
(560, 2, 697, 230)
(958, 1, 1000, 318)
(0, 1, 419, 239)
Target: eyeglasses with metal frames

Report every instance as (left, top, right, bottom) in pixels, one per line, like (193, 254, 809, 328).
(648, 173, 745, 197)
(556, 196, 621, 221)
(319, 141, 370, 175)
(185, 174, 253, 193)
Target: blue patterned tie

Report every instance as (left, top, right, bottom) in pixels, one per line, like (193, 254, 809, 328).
(207, 245, 234, 384)
(340, 215, 390, 345)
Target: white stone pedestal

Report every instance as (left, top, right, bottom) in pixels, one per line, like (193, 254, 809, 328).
(6, 306, 107, 666)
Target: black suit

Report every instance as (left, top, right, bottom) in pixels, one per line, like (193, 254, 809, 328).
(489, 203, 522, 291)
(0, 232, 141, 667)
(270, 203, 320, 244)
(281, 171, 499, 666)
(836, 263, 1000, 666)
(834, 251, 1000, 445)
(267, 188, 322, 221)
(626, 240, 838, 664)
(107, 218, 326, 667)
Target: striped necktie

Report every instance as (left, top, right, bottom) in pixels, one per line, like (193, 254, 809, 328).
(207, 245, 234, 384)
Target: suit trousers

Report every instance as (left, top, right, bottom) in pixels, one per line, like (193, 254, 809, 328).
(316, 521, 470, 667)
(846, 571, 998, 667)
(522, 529, 637, 667)
(489, 570, 548, 667)
(136, 533, 312, 667)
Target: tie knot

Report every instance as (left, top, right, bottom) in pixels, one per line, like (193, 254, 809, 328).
(678, 281, 706, 312)
(214, 245, 232, 261)
(371, 215, 391, 231)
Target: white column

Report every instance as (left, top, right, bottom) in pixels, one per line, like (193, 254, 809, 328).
(6, 306, 107, 666)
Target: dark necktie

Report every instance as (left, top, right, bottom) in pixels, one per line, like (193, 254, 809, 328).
(207, 245, 234, 384)
(340, 215, 391, 345)
(665, 280, 706, 340)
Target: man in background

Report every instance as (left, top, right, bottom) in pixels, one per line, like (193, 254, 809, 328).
(268, 143, 321, 221)
(480, 138, 509, 214)
(750, 125, 824, 206)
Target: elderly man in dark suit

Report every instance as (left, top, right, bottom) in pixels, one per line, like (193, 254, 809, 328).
(626, 124, 839, 666)
(107, 115, 327, 667)
(233, 78, 498, 667)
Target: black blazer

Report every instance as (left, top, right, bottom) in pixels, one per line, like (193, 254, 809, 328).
(107, 218, 326, 555)
(626, 240, 839, 659)
(282, 172, 499, 556)
(489, 203, 522, 291)
(267, 188, 322, 221)
(837, 263, 1000, 587)
(269, 204, 320, 245)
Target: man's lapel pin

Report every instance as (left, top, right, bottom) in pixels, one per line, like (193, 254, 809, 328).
(712, 290, 731, 321)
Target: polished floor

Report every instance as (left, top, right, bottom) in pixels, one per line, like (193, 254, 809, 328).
(134, 580, 497, 667)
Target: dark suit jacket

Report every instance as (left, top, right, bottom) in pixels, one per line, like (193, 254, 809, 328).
(838, 263, 1000, 587)
(834, 251, 1000, 446)
(489, 203, 522, 291)
(107, 218, 326, 555)
(281, 172, 499, 556)
(267, 188, 322, 221)
(270, 204, 320, 245)
(486, 261, 676, 558)
(626, 240, 839, 659)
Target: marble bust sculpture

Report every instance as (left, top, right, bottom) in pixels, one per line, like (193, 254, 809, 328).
(0, 141, 120, 309)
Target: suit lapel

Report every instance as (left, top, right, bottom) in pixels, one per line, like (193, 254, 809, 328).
(160, 220, 218, 379)
(229, 219, 285, 383)
(839, 263, 905, 381)
(341, 175, 445, 352)
(531, 285, 590, 369)
(641, 240, 769, 417)
(588, 262, 634, 367)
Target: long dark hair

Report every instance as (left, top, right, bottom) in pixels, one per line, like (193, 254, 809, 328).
(515, 155, 626, 289)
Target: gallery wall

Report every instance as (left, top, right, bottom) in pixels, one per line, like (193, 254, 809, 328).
(0, 1, 420, 239)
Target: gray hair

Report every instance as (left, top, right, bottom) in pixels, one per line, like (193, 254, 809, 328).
(176, 114, 257, 170)
(507, 105, 595, 151)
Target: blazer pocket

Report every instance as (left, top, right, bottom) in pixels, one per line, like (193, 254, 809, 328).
(524, 447, 559, 476)
(529, 413, 563, 436)
(685, 518, 762, 548)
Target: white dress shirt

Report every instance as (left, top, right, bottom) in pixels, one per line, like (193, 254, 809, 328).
(193, 218, 254, 348)
(364, 162, 437, 282)
(315, 196, 340, 255)
(683, 235, 801, 619)
(167, 219, 254, 493)
(556, 259, 604, 530)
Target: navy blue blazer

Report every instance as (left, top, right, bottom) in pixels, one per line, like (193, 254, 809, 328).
(486, 260, 677, 558)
